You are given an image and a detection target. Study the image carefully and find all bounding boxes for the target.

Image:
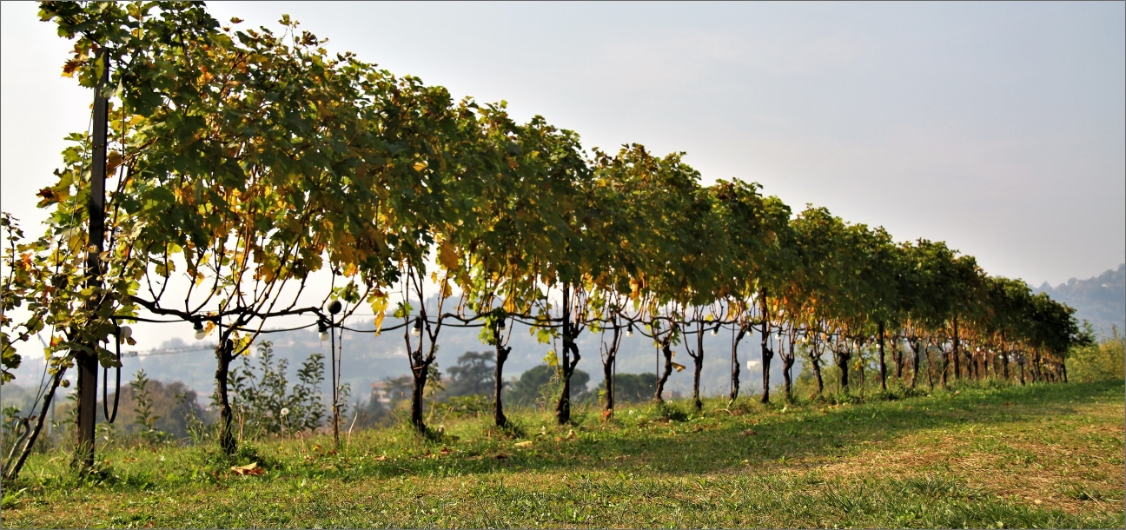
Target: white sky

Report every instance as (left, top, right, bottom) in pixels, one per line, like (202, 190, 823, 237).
(3, 1, 1124, 313)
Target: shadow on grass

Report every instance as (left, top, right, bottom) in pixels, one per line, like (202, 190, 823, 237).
(296, 379, 1124, 482)
(13, 379, 1122, 492)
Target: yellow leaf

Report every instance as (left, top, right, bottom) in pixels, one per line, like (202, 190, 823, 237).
(437, 240, 459, 272)
(670, 362, 686, 372)
(106, 151, 123, 176)
(514, 441, 533, 448)
(413, 161, 428, 172)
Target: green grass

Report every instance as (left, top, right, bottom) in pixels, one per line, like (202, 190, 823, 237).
(2, 380, 1123, 528)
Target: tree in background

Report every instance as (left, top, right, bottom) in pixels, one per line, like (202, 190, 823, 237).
(105, 378, 210, 442)
(505, 365, 592, 409)
(593, 373, 657, 405)
(443, 351, 496, 399)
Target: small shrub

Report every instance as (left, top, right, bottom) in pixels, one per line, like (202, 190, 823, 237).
(2, 405, 24, 457)
(130, 370, 171, 446)
(1067, 328, 1125, 382)
(226, 341, 328, 440)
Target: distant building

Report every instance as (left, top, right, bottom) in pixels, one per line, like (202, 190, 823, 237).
(368, 381, 396, 405)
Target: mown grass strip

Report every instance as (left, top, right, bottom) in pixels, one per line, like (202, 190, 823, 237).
(2, 380, 1122, 528)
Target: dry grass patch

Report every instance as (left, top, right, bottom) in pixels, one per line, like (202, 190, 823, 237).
(809, 397, 1124, 517)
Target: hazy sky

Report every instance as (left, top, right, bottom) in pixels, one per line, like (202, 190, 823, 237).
(3, 1, 1124, 289)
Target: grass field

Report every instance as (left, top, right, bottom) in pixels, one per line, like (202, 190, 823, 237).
(1, 380, 1122, 528)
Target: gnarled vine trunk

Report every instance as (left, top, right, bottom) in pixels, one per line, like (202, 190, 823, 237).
(835, 344, 851, 392)
(555, 283, 581, 425)
(214, 339, 236, 454)
(730, 325, 748, 402)
(654, 333, 675, 405)
(759, 294, 772, 404)
(894, 338, 904, 381)
(689, 321, 704, 411)
(952, 316, 960, 381)
(910, 338, 923, 389)
(410, 359, 429, 431)
(493, 321, 511, 427)
(809, 346, 825, 398)
(760, 325, 773, 404)
(602, 349, 615, 415)
(878, 322, 887, 392)
(3, 366, 66, 480)
(781, 336, 796, 403)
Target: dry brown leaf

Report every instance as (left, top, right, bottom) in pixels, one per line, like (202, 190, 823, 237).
(230, 462, 265, 476)
(514, 440, 533, 448)
(741, 429, 757, 437)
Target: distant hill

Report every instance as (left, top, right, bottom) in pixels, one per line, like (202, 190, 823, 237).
(1037, 263, 1125, 338)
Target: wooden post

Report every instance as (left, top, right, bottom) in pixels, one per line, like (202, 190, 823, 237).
(76, 51, 109, 471)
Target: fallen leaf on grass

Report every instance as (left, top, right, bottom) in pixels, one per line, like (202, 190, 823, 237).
(373, 455, 387, 461)
(514, 440, 533, 448)
(566, 429, 576, 440)
(230, 462, 265, 476)
(741, 429, 757, 437)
